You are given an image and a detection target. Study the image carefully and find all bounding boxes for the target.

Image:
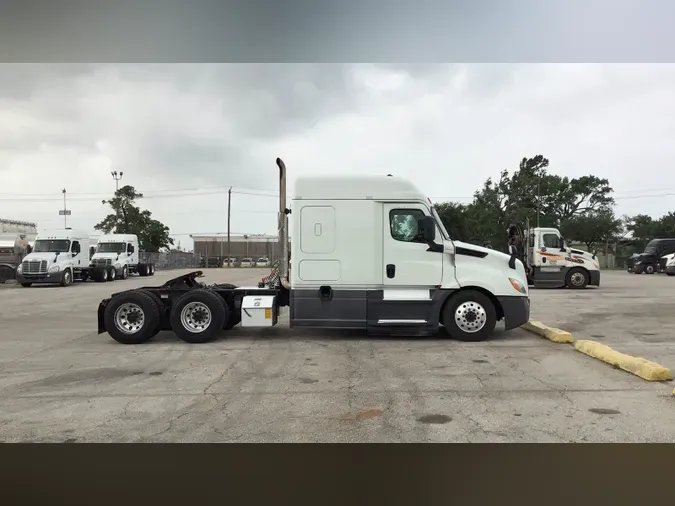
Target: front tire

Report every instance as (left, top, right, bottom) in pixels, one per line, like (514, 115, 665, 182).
(566, 267, 589, 289)
(60, 268, 73, 287)
(103, 290, 160, 345)
(21, 282, 32, 288)
(106, 266, 116, 282)
(442, 290, 497, 342)
(644, 263, 656, 275)
(121, 265, 129, 280)
(170, 289, 228, 343)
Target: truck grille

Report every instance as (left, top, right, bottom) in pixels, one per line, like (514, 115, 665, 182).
(94, 258, 112, 267)
(22, 260, 48, 274)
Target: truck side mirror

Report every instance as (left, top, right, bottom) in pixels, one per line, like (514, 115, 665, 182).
(418, 216, 436, 242)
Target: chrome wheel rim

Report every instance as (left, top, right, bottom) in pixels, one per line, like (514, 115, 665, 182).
(455, 301, 487, 333)
(64, 271, 71, 284)
(114, 303, 145, 334)
(110, 269, 116, 280)
(646, 265, 654, 274)
(570, 272, 585, 286)
(180, 302, 212, 333)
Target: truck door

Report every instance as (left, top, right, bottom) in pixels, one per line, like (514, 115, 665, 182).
(371, 204, 444, 331)
(382, 204, 443, 288)
(533, 230, 566, 287)
(71, 241, 83, 266)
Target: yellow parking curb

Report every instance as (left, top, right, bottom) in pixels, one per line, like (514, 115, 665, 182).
(574, 340, 673, 382)
(521, 320, 574, 343)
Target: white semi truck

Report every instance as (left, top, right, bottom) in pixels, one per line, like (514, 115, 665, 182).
(508, 222, 600, 289)
(96, 158, 530, 344)
(90, 233, 155, 282)
(16, 229, 92, 287)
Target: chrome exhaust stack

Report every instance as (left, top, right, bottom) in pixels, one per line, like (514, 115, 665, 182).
(276, 157, 291, 289)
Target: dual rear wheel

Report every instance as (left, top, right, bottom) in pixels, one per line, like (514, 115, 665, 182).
(104, 288, 235, 345)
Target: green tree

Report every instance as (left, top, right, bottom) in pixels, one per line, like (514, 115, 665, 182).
(433, 202, 470, 241)
(623, 214, 656, 241)
(560, 210, 622, 252)
(434, 154, 616, 250)
(95, 185, 174, 252)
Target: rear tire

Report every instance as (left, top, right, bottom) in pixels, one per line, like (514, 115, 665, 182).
(170, 289, 228, 343)
(103, 290, 160, 344)
(442, 290, 497, 342)
(138, 264, 148, 276)
(148, 264, 155, 276)
(668, 273, 675, 277)
(565, 267, 589, 289)
(137, 290, 165, 337)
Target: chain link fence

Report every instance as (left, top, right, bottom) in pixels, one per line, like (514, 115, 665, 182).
(138, 252, 277, 271)
(139, 252, 201, 271)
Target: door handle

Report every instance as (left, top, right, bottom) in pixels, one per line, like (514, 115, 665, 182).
(386, 264, 395, 278)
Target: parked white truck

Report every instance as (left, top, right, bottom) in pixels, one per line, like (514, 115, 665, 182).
(96, 158, 530, 344)
(16, 229, 91, 287)
(90, 233, 155, 282)
(508, 222, 600, 289)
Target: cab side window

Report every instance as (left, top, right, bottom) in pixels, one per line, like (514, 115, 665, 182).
(71, 241, 81, 254)
(542, 233, 560, 249)
(389, 209, 426, 243)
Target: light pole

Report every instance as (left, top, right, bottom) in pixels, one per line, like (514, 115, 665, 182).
(111, 170, 124, 191)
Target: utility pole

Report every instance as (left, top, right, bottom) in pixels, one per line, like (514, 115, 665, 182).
(536, 172, 541, 228)
(111, 170, 124, 191)
(227, 187, 232, 267)
(62, 189, 67, 228)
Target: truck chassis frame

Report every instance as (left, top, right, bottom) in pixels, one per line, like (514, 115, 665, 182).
(97, 270, 288, 344)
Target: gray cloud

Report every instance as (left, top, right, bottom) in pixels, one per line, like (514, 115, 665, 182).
(1, 63, 675, 245)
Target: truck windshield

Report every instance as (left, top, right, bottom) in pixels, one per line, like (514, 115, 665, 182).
(431, 206, 450, 240)
(643, 241, 660, 255)
(97, 242, 126, 253)
(33, 239, 71, 253)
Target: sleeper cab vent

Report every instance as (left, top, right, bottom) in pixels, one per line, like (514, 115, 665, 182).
(456, 246, 488, 258)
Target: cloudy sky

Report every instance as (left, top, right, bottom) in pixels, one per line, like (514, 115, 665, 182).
(1, 63, 674, 248)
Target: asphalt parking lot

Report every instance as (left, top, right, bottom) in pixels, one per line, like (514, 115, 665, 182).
(1, 268, 674, 443)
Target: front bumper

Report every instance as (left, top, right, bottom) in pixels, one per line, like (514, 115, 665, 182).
(497, 295, 530, 331)
(16, 271, 63, 284)
(589, 270, 600, 286)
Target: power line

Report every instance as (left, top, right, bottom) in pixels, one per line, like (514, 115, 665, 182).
(0, 188, 282, 203)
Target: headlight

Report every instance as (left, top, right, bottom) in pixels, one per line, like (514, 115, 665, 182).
(48, 265, 60, 273)
(508, 277, 527, 294)
(16, 264, 22, 273)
